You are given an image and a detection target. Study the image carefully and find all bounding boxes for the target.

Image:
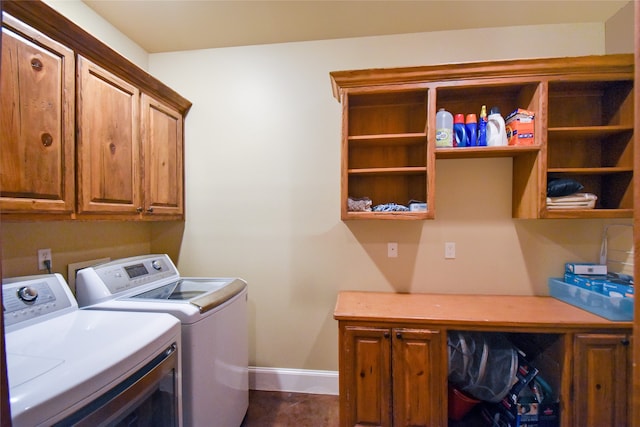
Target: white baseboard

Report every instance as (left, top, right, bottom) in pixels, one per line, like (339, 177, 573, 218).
(249, 367, 339, 395)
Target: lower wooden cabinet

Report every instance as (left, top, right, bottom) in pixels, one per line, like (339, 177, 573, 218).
(335, 292, 632, 427)
(573, 333, 631, 427)
(391, 328, 444, 427)
(340, 325, 444, 427)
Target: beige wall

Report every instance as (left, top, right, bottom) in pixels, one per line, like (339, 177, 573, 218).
(1, 7, 633, 373)
(146, 22, 631, 371)
(605, 1, 634, 54)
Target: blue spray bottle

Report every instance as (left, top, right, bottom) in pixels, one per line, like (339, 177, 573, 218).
(477, 105, 487, 146)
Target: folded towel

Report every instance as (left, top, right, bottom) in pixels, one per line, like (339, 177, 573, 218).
(547, 193, 597, 209)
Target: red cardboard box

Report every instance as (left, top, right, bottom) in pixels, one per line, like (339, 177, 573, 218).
(506, 109, 535, 146)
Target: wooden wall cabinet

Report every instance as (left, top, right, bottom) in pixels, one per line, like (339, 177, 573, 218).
(335, 291, 632, 427)
(141, 94, 184, 217)
(77, 56, 141, 215)
(76, 59, 184, 218)
(0, 13, 75, 214)
(330, 55, 634, 220)
(0, 1, 191, 221)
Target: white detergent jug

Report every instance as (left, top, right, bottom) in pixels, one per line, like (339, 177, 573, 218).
(486, 106, 508, 146)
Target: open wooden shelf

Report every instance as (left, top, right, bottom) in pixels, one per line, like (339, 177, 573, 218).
(331, 54, 634, 220)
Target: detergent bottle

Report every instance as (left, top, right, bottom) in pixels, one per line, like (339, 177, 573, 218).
(453, 114, 467, 147)
(477, 105, 487, 146)
(465, 114, 477, 147)
(486, 106, 508, 146)
(435, 108, 453, 147)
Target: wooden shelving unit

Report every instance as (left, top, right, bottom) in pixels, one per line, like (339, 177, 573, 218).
(330, 54, 634, 220)
(342, 88, 431, 220)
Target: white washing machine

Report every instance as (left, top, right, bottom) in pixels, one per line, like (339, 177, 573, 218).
(75, 254, 249, 427)
(3, 273, 182, 426)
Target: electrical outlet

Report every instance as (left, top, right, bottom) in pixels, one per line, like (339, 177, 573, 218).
(388, 242, 398, 258)
(445, 242, 456, 259)
(38, 248, 52, 270)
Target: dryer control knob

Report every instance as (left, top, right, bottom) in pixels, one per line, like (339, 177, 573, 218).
(151, 260, 162, 271)
(17, 286, 38, 303)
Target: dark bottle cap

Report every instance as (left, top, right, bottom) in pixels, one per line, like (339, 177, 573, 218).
(490, 106, 501, 115)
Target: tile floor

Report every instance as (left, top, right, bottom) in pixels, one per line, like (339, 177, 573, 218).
(240, 390, 339, 427)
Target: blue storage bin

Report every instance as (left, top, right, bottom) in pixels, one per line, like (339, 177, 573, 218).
(548, 278, 633, 321)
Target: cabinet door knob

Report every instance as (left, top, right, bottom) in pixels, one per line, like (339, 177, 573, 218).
(146, 207, 154, 213)
(41, 133, 53, 147)
(136, 207, 143, 213)
(621, 338, 630, 346)
(30, 58, 43, 71)
(383, 332, 390, 339)
(396, 332, 403, 339)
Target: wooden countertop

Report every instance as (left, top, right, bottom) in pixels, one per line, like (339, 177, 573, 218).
(334, 291, 632, 331)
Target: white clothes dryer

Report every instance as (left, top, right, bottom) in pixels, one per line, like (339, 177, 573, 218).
(75, 254, 249, 427)
(3, 273, 182, 426)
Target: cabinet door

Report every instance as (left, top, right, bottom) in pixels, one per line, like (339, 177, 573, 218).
(141, 94, 183, 217)
(77, 55, 141, 214)
(340, 326, 392, 427)
(0, 14, 75, 213)
(392, 328, 443, 427)
(574, 333, 630, 427)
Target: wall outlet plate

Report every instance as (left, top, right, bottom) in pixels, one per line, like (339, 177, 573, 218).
(38, 248, 52, 270)
(445, 242, 456, 259)
(388, 242, 398, 258)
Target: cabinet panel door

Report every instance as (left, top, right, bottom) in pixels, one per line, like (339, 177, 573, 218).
(392, 328, 443, 427)
(0, 16, 74, 213)
(341, 326, 392, 427)
(574, 333, 630, 427)
(77, 55, 140, 214)
(141, 94, 183, 216)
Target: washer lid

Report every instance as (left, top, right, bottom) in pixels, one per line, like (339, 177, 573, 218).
(128, 278, 247, 313)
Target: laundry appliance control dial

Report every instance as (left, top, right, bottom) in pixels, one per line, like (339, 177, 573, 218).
(17, 286, 38, 303)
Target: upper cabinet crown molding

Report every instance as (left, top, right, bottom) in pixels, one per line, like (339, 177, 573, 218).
(330, 54, 634, 101)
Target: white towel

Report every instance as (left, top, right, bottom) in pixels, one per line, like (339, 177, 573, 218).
(546, 193, 597, 209)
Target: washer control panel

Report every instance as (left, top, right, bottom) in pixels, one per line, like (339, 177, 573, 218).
(3, 274, 74, 328)
(91, 254, 179, 295)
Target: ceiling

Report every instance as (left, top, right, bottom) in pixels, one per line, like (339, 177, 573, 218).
(82, 0, 629, 53)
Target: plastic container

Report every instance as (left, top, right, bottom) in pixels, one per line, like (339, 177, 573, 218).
(486, 106, 508, 146)
(448, 385, 480, 421)
(453, 113, 467, 147)
(548, 278, 633, 321)
(447, 331, 519, 403)
(435, 108, 453, 147)
(465, 114, 477, 147)
(477, 105, 487, 146)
